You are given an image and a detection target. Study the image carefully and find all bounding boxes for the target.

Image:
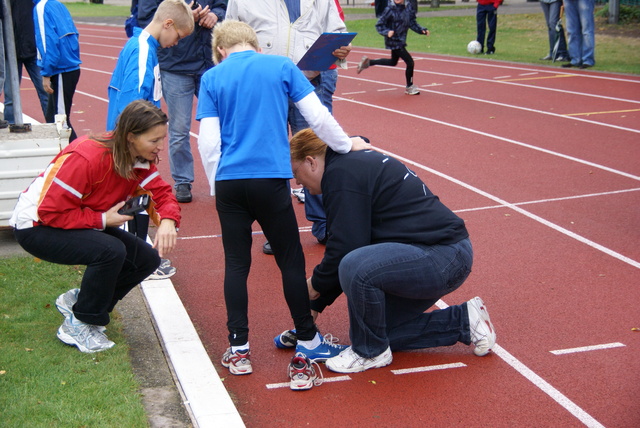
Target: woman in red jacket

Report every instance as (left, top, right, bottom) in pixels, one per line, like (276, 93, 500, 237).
(10, 100, 181, 353)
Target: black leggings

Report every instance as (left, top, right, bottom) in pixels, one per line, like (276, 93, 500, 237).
(14, 226, 159, 325)
(45, 69, 80, 141)
(215, 179, 317, 346)
(370, 47, 415, 87)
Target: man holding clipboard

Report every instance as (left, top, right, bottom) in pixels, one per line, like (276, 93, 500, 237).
(226, 0, 354, 254)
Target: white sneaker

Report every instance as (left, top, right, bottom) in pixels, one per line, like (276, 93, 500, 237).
(146, 259, 176, 280)
(357, 56, 370, 74)
(325, 346, 392, 373)
(467, 297, 496, 356)
(221, 348, 253, 375)
(289, 352, 323, 391)
(57, 316, 115, 353)
(55, 288, 80, 319)
(405, 85, 420, 95)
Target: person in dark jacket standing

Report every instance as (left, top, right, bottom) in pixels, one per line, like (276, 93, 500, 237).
(3, 0, 49, 124)
(137, 0, 226, 203)
(287, 129, 497, 374)
(357, 0, 428, 95)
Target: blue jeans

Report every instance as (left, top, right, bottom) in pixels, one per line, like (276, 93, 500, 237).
(4, 56, 49, 123)
(14, 226, 160, 326)
(288, 69, 338, 241)
(563, 0, 595, 66)
(160, 70, 200, 188)
(541, 1, 569, 59)
(476, 4, 498, 52)
(338, 238, 474, 358)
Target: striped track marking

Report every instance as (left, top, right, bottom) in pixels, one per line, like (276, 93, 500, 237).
(550, 342, 626, 355)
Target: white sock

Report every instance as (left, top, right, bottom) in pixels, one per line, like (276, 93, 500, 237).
(231, 342, 249, 353)
(298, 332, 321, 349)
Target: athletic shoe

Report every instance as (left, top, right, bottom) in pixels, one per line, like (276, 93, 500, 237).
(146, 259, 176, 280)
(289, 352, 323, 391)
(295, 333, 347, 362)
(55, 289, 106, 332)
(291, 188, 305, 203)
(221, 348, 253, 375)
(555, 55, 571, 62)
(325, 346, 392, 373)
(57, 316, 115, 353)
(357, 56, 370, 74)
(274, 329, 298, 349)
(540, 54, 552, 61)
(405, 85, 420, 95)
(56, 288, 80, 319)
(467, 296, 496, 356)
(175, 183, 192, 203)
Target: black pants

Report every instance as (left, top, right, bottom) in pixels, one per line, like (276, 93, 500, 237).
(370, 47, 415, 87)
(215, 179, 316, 346)
(45, 68, 80, 141)
(476, 4, 498, 52)
(14, 226, 160, 325)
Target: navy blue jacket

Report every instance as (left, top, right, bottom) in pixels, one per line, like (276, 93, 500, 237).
(137, 0, 226, 74)
(310, 148, 469, 312)
(376, 2, 426, 50)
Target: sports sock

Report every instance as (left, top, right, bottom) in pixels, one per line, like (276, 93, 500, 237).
(231, 342, 249, 353)
(298, 332, 321, 349)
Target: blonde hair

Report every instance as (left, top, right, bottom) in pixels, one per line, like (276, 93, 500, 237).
(94, 100, 168, 180)
(153, 0, 194, 33)
(289, 129, 328, 162)
(212, 19, 260, 64)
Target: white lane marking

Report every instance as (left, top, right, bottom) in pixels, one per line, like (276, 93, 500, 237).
(452, 80, 474, 84)
(266, 375, 351, 390)
(341, 76, 640, 134)
(435, 300, 605, 428)
(391, 362, 466, 375)
(335, 95, 640, 180)
(376, 146, 640, 270)
(494, 75, 511, 79)
(550, 342, 626, 355)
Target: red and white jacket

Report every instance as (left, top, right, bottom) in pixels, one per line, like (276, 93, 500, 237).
(10, 136, 181, 230)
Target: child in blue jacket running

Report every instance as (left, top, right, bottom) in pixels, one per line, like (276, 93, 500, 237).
(357, 0, 429, 95)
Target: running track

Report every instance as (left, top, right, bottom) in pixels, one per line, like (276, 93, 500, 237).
(8, 23, 640, 427)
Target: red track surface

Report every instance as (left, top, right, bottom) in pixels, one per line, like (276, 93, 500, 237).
(9, 24, 640, 427)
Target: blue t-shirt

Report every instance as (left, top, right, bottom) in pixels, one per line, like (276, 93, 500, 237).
(196, 50, 314, 180)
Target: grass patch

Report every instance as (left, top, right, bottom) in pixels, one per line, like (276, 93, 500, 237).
(0, 257, 147, 427)
(63, 1, 130, 17)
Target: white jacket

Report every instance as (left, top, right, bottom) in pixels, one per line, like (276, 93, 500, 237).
(225, 0, 347, 66)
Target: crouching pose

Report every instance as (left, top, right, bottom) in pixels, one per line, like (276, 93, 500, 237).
(11, 100, 181, 353)
(283, 129, 496, 373)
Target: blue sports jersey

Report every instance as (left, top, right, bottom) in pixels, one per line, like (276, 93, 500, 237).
(196, 50, 314, 180)
(106, 27, 161, 131)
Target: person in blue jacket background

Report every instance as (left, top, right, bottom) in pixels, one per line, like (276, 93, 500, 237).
(106, 0, 194, 132)
(33, 0, 82, 140)
(137, 0, 226, 204)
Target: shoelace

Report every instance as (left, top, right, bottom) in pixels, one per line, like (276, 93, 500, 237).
(310, 359, 324, 386)
(321, 333, 343, 348)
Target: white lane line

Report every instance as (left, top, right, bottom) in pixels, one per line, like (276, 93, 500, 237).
(391, 362, 466, 375)
(434, 301, 605, 428)
(341, 76, 640, 134)
(342, 91, 367, 95)
(455, 188, 640, 214)
(452, 80, 474, 84)
(494, 75, 511, 79)
(266, 375, 351, 390)
(350, 49, 640, 85)
(335, 94, 640, 181)
(377, 88, 398, 92)
(519, 72, 539, 76)
(376, 146, 640, 270)
(550, 342, 626, 355)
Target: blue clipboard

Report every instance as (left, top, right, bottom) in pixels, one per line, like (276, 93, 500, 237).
(296, 32, 357, 71)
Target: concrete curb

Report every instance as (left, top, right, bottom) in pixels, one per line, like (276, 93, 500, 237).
(140, 278, 245, 427)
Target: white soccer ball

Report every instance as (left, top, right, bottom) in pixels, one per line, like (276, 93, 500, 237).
(467, 40, 482, 55)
